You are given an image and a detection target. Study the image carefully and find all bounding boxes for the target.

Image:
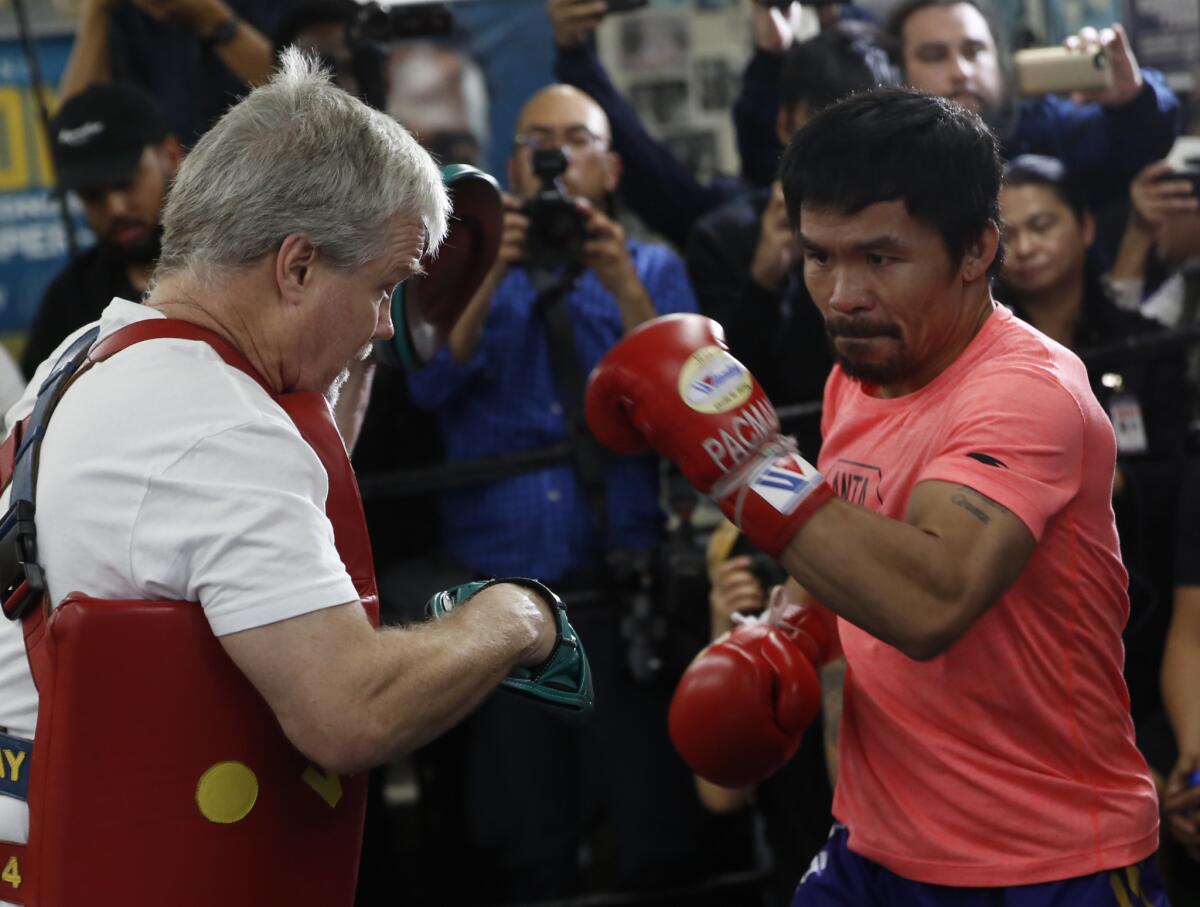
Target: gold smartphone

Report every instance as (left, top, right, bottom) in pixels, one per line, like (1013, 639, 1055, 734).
(1014, 46, 1114, 96)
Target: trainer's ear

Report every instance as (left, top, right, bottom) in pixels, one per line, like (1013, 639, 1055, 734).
(275, 232, 319, 304)
(961, 222, 1000, 282)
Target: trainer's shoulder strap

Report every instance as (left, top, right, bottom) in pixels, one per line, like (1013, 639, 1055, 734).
(88, 319, 273, 394)
(0, 325, 101, 620)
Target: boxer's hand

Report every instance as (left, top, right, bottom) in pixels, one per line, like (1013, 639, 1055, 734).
(669, 619, 821, 787)
(548, 0, 607, 48)
(1064, 23, 1142, 107)
(585, 314, 833, 555)
(749, 181, 796, 291)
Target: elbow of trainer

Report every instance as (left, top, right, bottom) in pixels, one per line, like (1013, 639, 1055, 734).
(282, 715, 389, 777)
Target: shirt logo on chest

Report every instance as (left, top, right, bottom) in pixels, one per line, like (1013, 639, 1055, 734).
(827, 459, 883, 506)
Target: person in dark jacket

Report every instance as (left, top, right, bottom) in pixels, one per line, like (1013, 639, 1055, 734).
(22, 84, 182, 377)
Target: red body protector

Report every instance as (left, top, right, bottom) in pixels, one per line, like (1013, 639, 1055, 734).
(0, 321, 379, 905)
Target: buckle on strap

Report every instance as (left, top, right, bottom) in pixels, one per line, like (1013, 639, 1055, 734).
(0, 501, 45, 621)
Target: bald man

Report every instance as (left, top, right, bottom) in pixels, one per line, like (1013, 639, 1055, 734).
(406, 84, 702, 901)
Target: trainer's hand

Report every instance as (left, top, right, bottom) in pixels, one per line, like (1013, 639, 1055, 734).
(468, 581, 559, 668)
(548, 0, 608, 48)
(1064, 23, 1142, 107)
(1130, 161, 1200, 228)
(749, 181, 796, 292)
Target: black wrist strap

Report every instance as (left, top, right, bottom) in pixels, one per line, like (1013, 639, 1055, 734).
(537, 286, 611, 550)
(201, 15, 240, 49)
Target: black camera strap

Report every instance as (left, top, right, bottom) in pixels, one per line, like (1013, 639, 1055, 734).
(536, 284, 611, 551)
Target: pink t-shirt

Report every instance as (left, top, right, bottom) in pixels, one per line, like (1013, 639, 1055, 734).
(818, 304, 1158, 887)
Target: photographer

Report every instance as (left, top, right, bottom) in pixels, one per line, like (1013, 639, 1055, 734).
(405, 84, 701, 902)
(1109, 156, 1200, 330)
(886, 0, 1180, 234)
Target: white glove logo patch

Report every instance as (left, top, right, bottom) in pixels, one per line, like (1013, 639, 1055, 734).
(678, 346, 753, 414)
(748, 455, 821, 515)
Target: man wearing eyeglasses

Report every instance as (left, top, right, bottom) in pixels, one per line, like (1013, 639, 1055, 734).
(406, 84, 703, 902)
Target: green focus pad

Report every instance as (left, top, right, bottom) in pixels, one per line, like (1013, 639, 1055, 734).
(377, 163, 503, 371)
(426, 577, 594, 721)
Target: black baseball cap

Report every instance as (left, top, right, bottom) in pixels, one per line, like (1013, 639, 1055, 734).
(50, 83, 169, 193)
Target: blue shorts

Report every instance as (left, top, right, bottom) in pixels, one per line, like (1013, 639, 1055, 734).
(791, 824, 1170, 906)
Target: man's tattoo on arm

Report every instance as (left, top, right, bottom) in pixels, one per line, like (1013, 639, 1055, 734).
(950, 486, 1010, 525)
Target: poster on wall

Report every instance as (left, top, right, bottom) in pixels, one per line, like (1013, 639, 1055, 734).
(0, 35, 85, 337)
(1126, 0, 1199, 85)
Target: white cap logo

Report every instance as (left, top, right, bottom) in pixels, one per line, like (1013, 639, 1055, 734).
(57, 121, 105, 147)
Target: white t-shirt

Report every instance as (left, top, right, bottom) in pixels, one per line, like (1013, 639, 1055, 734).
(0, 298, 359, 855)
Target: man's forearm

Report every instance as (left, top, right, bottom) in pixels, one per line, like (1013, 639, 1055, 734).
(60, 2, 114, 99)
(211, 19, 275, 87)
(1162, 586, 1200, 755)
(820, 656, 846, 787)
(614, 279, 656, 334)
(779, 490, 1025, 660)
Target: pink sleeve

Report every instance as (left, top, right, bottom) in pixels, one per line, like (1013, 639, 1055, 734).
(918, 367, 1087, 540)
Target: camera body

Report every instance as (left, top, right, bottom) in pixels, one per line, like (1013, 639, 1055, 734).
(521, 148, 588, 278)
(349, 1, 453, 42)
(1161, 135, 1200, 199)
(1014, 46, 1113, 96)
(605, 0, 649, 11)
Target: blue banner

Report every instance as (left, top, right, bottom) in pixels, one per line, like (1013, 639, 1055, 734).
(0, 34, 91, 335)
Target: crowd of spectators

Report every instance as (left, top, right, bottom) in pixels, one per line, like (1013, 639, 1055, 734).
(16, 0, 1200, 904)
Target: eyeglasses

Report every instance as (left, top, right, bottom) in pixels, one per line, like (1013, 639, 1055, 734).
(513, 125, 607, 155)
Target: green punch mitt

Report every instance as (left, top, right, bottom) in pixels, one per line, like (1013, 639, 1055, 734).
(427, 577, 594, 720)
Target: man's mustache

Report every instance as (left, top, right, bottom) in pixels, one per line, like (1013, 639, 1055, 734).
(826, 319, 902, 340)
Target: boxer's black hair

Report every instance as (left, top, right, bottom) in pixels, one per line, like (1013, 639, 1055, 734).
(779, 87, 1004, 274)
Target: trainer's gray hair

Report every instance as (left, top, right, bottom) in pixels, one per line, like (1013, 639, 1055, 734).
(156, 48, 449, 281)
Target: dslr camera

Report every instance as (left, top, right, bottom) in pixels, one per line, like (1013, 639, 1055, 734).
(521, 148, 588, 281)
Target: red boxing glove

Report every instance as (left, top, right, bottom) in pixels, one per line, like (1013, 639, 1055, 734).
(586, 314, 833, 555)
(668, 621, 823, 788)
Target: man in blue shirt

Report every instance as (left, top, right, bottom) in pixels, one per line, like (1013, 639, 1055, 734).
(409, 84, 696, 582)
(886, 0, 1180, 212)
(406, 84, 703, 902)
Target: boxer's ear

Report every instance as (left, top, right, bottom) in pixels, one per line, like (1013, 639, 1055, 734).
(961, 222, 999, 283)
